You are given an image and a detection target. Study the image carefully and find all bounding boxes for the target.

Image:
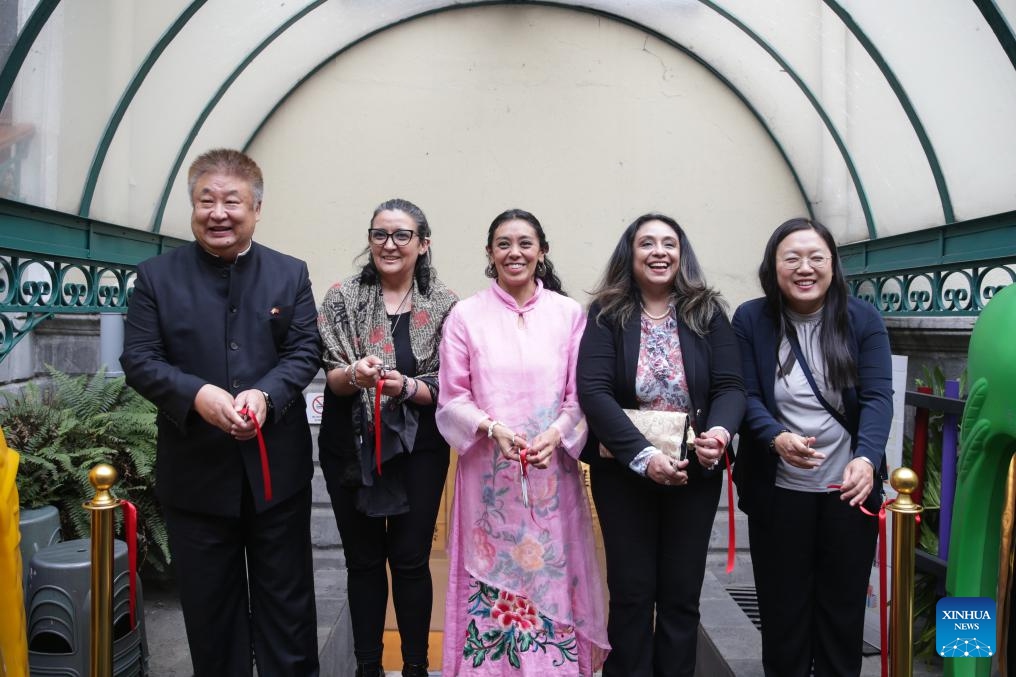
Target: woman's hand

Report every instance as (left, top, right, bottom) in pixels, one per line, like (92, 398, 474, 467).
(646, 453, 688, 487)
(772, 431, 826, 469)
(491, 424, 528, 462)
(378, 369, 405, 398)
(526, 427, 561, 469)
(353, 355, 387, 388)
(839, 457, 876, 507)
(693, 428, 729, 469)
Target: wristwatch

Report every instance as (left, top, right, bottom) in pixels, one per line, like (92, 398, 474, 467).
(261, 390, 274, 418)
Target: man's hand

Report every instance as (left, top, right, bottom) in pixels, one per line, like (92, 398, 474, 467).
(194, 384, 250, 435)
(231, 389, 268, 441)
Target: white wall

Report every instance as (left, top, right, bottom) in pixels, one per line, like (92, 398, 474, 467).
(247, 5, 804, 309)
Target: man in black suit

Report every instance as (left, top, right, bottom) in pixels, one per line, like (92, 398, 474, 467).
(121, 148, 320, 676)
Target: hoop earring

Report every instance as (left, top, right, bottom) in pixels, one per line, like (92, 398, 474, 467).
(485, 261, 497, 279)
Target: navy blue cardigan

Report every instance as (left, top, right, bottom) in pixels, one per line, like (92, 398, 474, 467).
(730, 296, 893, 520)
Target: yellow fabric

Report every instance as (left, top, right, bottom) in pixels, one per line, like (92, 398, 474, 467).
(0, 427, 28, 677)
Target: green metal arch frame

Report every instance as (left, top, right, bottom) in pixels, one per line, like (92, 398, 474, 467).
(6, 0, 1013, 237)
(697, 0, 875, 239)
(150, 0, 327, 232)
(166, 0, 832, 231)
(823, 0, 954, 225)
(0, 0, 60, 107)
(974, 0, 1016, 72)
(77, 0, 208, 217)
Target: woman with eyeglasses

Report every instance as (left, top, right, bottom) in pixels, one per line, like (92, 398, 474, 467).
(731, 218, 892, 676)
(435, 209, 609, 675)
(317, 198, 457, 677)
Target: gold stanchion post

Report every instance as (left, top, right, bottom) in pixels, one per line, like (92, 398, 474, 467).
(887, 467, 923, 677)
(82, 463, 121, 677)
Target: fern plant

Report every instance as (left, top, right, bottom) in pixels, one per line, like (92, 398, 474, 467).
(0, 366, 170, 576)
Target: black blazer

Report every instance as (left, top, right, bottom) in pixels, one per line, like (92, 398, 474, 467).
(577, 302, 746, 477)
(121, 242, 321, 516)
(730, 296, 893, 521)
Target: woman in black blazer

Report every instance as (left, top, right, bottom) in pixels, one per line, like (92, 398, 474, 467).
(731, 218, 892, 676)
(577, 213, 745, 677)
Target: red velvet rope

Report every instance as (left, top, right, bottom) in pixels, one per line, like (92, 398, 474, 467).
(120, 500, 138, 629)
(374, 386, 384, 476)
(240, 406, 272, 502)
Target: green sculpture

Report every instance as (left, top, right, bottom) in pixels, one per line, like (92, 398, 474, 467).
(946, 283, 1016, 677)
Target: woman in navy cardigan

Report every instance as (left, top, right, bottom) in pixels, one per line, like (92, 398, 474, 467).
(577, 213, 745, 676)
(731, 218, 892, 677)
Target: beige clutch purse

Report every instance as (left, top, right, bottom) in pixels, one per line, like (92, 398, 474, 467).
(599, 409, 696, 461)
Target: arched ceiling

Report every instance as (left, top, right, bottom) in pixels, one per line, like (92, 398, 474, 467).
(1, 0, 1014, 243)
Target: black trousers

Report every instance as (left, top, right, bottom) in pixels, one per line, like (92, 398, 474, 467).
(162, 482, 319, 677)
(749, 487, 879, 677)
(324, 447, 449, 665)
(590, 462, 722, 677)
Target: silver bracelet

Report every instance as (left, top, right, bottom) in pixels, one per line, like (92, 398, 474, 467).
(487, 420, 503, 438)
(347, 361, 362, 389)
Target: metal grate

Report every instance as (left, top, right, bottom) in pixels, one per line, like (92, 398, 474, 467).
(725, 585, 762, 631)
(725, 584, 880, 656)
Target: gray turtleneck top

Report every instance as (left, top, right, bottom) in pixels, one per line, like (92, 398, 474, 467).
(773, 308, 852, 491)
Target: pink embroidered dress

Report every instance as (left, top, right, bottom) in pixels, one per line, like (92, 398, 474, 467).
(436, 280, 609, 675)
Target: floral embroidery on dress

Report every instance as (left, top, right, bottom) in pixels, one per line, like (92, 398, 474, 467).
(463, 579, 578, 669)
(635, 313, 690, 412)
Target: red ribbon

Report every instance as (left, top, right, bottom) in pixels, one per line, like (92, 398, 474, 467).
(120, 500, 138, 629)
(724, 450, 735, 574)
(240, 406, 272, 502)
(374, 385, 384, 476)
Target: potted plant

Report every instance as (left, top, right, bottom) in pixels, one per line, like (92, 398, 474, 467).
(0, 366, 170, 578)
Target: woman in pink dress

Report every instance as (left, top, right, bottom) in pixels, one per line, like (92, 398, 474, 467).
(436, 209, 609, 675)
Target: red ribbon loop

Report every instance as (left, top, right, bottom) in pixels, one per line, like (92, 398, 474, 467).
(240, 406, 272, 502)
(120, 500, 138, 630)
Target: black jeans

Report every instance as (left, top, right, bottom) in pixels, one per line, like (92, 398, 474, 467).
(749, 487, 878, 677)
(324, 447, 449, 665)
(163, 482, 319, 677)
(591, 462, 722, 677)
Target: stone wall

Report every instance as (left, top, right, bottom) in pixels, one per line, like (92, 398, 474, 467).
(886, 317, 973, 391)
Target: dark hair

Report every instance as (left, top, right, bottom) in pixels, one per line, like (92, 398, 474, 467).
(187, 148, 263, 205)
(589, 213, 725, 335)
(484, 208, 566, 295)
(357, 198, 435, 294)
(758, 217, 856, 390)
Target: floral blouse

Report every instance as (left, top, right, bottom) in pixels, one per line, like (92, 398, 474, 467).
(635, 311, 691, 413)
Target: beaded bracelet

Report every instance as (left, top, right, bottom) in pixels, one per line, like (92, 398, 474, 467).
(487, 420, 503, 438)
(396, 375, 410, 403)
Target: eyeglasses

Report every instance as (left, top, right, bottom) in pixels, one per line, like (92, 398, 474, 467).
(368, 228, 418, 247)
(780, 254, 831, 270)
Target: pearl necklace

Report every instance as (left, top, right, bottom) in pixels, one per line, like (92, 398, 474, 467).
(641, 303, 672, 321)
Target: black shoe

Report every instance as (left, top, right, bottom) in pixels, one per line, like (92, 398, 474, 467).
(355, 662, 383, 677)
(402, 664, 428, 677)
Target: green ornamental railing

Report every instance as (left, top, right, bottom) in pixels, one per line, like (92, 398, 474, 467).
(1, 201, 1014, 362)
(841, 210, 1016, 316)
(0, 198, 185, 360)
